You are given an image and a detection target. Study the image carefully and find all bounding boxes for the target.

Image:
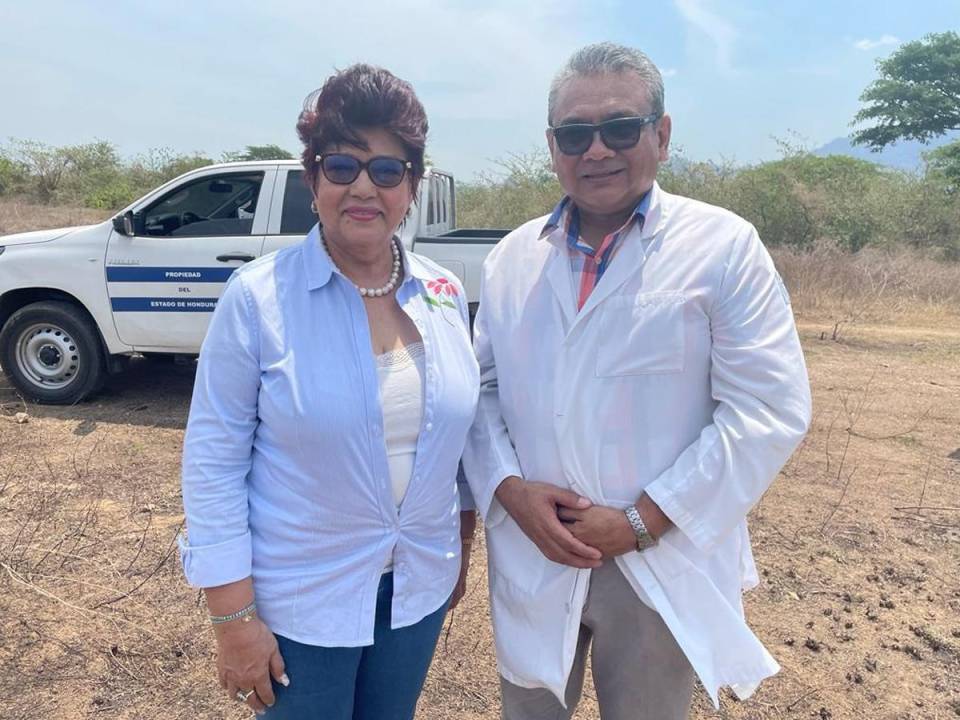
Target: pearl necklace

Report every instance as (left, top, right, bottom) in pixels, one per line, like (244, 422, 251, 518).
(323, 237, 402, 297)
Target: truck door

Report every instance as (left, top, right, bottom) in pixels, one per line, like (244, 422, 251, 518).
(261, 167, 317, 254)
(105, 169, 272, 351)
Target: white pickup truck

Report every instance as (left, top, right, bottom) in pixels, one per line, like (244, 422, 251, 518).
(0, 160, 506, 404)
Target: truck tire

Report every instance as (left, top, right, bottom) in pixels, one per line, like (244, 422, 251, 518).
(0, 301, 107, 404)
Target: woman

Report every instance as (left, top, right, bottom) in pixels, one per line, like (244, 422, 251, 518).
(178, 64, 479, 719)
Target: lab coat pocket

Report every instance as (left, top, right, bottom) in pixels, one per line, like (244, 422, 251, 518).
(595, 291, 686, 377)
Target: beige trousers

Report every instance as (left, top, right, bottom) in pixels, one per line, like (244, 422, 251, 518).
(500, 560, 696, 720)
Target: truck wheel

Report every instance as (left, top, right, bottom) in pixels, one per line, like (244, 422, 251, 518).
(0, 301, 107, 404)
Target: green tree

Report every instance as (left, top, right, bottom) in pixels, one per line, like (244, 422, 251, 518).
(852, 31, 960, 150)
(657, 151, 738, 209)
(222, 144, 294, 162)
(61, 140, 127, 208)
(126, 148, 214, 196)
(456, 149, 561, 229)
(5, 139, 72, 203)
(924, 140, 960, 186)
(0, 151, 28, 196)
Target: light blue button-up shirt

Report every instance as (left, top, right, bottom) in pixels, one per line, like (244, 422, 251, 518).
(179, 226, 479, 646)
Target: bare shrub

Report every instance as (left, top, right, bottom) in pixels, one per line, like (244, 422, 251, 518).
(772, 241, 960, 328)
(456, 149, 561, 229)
(0, 413, 207, 719)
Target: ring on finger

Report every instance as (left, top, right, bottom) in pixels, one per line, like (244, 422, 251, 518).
(235, 689, 256, 702)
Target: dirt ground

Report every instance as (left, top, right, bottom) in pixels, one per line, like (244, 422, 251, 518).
(1, 316, 959, 720)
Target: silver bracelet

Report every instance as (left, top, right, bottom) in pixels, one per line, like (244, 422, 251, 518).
(210, 601, 257, 625)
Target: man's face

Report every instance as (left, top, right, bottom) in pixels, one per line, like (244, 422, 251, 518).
(547, 72, 671, 218)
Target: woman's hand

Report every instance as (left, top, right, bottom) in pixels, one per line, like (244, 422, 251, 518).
(215, 616, 288, 715)
(449, 510, 477, 611)
(449, 540, 472, 610)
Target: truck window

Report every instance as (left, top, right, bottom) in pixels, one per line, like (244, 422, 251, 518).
(279, 171, 316, 235)
(142, 172, 264, 237)
(426, 176, 436, 226)
(439, 175, 448, 224)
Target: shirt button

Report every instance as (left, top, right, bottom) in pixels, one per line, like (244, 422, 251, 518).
(425, 422, 433, 432)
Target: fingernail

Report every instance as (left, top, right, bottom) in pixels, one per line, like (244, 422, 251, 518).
(280, 673, 290, 687)
(577, 497, 591, 508)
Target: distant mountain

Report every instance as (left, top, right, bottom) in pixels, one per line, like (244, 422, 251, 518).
(813, 131, 960, 171)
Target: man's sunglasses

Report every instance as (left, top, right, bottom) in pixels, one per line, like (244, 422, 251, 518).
(315, 153, 412, 188)
(549, 113, 661, 156)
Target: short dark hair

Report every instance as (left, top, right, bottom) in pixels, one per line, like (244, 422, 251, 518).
(297, 64, 428, 192)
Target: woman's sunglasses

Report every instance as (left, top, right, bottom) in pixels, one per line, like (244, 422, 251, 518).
(549, 113, 661, 156)
(315, 153, 412, 188)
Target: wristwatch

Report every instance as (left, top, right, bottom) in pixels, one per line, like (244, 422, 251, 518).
(624, 505, 658, 552)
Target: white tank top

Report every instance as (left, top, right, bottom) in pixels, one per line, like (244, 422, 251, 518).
(376, 342, 425, 507)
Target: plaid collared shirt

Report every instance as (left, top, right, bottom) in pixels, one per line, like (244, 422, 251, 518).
(539, 192, 651, 310)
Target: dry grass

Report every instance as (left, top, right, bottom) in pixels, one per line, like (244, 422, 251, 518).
(2, 201, 960, 719)
(2, 316, 960, 720)
(772, 243, 960, 331)
(0, 197, 111, 235)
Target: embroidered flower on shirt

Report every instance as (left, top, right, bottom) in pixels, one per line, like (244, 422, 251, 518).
(427, 277, 458, 297)
(423, 277, 458, 311)
(421, 276, 461, 328)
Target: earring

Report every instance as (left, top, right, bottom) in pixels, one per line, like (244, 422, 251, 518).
(310, 200, 318, 215)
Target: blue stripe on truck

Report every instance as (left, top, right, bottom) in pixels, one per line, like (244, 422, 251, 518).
(106, 267, 236, 282)
(111, 297, 219, 312)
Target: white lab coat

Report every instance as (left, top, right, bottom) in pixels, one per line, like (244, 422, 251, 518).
(462, 182, 811, 708)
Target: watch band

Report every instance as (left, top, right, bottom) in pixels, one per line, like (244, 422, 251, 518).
(624, 505, 658, 552)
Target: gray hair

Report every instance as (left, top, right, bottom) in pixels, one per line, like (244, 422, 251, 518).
(547, 43, 664, 125)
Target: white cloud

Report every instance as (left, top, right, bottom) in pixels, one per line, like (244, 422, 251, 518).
(853, 35, 899, 51)
(662, 68, 679, 78)
(673, 0, 739, 73)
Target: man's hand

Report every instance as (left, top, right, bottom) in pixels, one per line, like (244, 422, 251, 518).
(556, 505, 636, 558)
(495, 476, 603, 568)
(558, 494, 673, 559)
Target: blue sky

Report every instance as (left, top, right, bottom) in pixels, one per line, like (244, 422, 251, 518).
(1, 1, 957, 181)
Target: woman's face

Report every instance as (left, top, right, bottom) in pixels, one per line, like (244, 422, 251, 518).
(312, 127, 414, 253)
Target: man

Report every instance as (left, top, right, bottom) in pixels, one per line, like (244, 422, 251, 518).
(462, 43, 811, 720)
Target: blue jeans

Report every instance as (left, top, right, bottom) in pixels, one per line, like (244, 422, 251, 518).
(264, 573, 449, 720)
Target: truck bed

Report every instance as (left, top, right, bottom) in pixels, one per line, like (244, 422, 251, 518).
(412, 228, 511, 306)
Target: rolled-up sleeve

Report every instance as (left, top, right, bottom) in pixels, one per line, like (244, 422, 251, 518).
(645, 225, 812, 553)
(179, 273, 261, 588)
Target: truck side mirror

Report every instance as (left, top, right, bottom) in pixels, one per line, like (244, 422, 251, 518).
(114, 210, 142, 236)
(112, 211, 136, 236)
